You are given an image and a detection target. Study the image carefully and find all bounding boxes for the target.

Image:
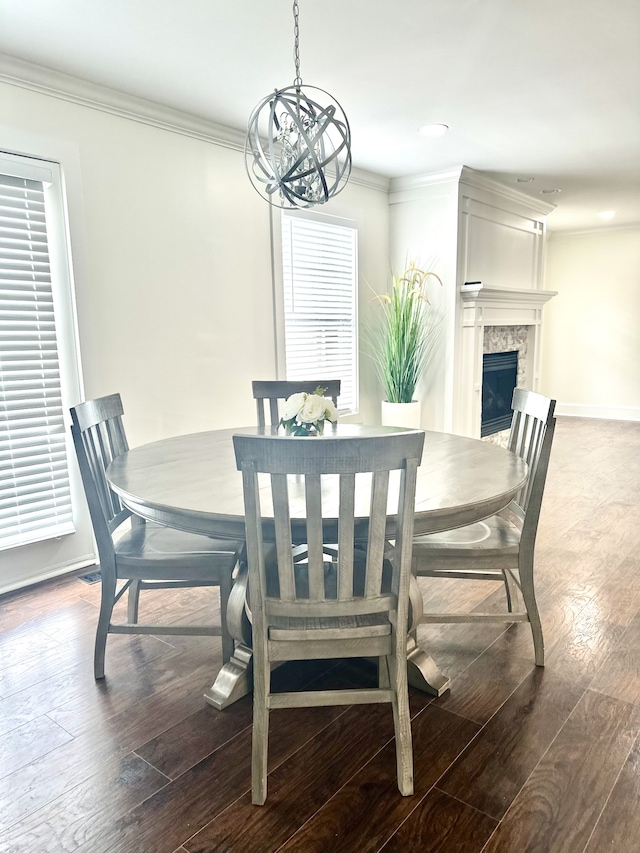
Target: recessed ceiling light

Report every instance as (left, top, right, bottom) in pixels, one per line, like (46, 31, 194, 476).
(540, 188, 562, 194)
(598, 210, 616, 220)
(516, 177, 534, 183)
(417, 123, 449, 137)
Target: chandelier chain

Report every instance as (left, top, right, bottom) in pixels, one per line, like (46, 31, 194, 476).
(293, 0, 302, 88)
(244, 0, 352, 208)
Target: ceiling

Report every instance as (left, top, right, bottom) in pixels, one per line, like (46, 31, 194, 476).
(1, 0, 639, 231)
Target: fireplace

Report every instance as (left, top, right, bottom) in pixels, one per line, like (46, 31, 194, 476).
(455, 284, 556, 438)
(481, 350, 517, 437)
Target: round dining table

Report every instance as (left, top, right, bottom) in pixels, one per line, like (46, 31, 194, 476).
(106, 423, 528, 709)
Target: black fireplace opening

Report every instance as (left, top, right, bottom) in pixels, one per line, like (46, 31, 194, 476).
(481, 350, 518, 437)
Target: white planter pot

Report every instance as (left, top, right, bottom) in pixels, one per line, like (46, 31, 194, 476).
(381, 400, 421, 429)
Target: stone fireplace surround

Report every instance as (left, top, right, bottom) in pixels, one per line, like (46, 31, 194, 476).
(482, 326, 528, 444)
(484, 325, 529, 384)
(454, 283, 557, 438)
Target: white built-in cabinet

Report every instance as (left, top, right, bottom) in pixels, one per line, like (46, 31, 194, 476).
(389, 166, 556, 437)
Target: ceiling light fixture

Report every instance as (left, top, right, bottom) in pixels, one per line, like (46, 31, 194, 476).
(516, 177, 534, 183)
(244, 0, 351, 209)
(598, 210, 616, 220)
(540, 188, 562, 194)
(417, 123, 449, 137)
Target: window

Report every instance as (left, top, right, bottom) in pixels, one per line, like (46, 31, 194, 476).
(0, 154, 76, 550)
(280, 211, 358, 414)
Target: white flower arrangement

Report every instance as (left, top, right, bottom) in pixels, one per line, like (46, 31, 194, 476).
(280, 386, 339, 435)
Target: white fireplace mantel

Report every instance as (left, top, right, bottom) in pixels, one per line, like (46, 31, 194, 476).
(460, 283, 557, 309)
(454, 284, 558, 437)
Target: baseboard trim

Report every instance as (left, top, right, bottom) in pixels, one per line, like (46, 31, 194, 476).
(556, 403, 640, 422)
(0, 555, 97, 597)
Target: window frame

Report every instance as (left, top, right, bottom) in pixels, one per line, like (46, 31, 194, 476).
(271, 207, 360, 417)
(0, 150, 85, 550)
(0, 141, 93, 593)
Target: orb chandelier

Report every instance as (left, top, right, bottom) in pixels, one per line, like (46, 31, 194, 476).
(245, 0, 352, 209)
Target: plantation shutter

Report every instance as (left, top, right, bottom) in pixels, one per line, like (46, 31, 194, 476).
(281, 212, 358, 413)
(0, 171, 75, 550)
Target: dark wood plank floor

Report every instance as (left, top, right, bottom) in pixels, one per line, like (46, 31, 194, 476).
(1, 416, 639, 852)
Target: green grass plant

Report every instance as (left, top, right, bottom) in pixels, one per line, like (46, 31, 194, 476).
(370, 263, 442, 404)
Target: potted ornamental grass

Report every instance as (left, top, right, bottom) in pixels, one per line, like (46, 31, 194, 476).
(370, 262, 442, 429)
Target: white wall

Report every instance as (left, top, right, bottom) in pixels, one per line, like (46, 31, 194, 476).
(388, 176, 460, 432)
(540, 226, 640, 420)
(0, 78, 389, 590)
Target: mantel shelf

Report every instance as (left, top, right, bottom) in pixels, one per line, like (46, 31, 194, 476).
(460, 284, 557, 306)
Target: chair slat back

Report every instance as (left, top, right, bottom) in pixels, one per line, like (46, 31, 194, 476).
(70, 394, 131, 548)
(252, 380, 341, 427)
(271, 473, 296, 600)
(234, 432, 424, 627)
(337, 472, 357, 599)
(365, 470, 390, 597)
(304, 474, 325, 600)
(507, 388, 556, 528)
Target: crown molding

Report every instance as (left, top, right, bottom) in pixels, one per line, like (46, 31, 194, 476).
(547, 221, 640, 238)
(0, 53, 244, 150)
(388, 167, 464, 205)
(0, 53, 389, 193)
(389, 167, 464, 195)
(459, 166, 557, 216)
(389, 165, 556, 217)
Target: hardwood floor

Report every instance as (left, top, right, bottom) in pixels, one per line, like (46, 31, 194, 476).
(1, 416, 639, 852)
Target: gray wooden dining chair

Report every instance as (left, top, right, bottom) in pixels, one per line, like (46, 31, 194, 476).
(70, 393, 242, 679)
(412, 389, 556, 666)
(252, 379, 341, 427)
(234, 428, 424, 804)
(253, 379, 342, 567)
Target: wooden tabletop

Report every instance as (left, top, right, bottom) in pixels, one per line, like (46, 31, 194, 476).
(106, 424, 528, 541)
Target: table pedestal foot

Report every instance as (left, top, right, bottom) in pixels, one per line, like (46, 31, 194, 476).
(406, 635, 450, 697)
(204, 644, 253, 710)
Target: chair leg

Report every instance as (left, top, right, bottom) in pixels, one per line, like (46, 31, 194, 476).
(502, 570, 515, 613)
(251, 648, 270, 805)
(389, 653, 414, 796)
(95, 569, 117, 680)
(219, 568, 235, 665)
(127, 579, 141, 624)
(520, 556, 544, 666)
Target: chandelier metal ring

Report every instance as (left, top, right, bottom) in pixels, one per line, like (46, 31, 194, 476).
(245, 84, 352, 208)
(244, 0, 352, 209)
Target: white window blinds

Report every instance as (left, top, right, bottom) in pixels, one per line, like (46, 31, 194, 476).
(281, 213, 358, 414)
(0, 170, 75, 550)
